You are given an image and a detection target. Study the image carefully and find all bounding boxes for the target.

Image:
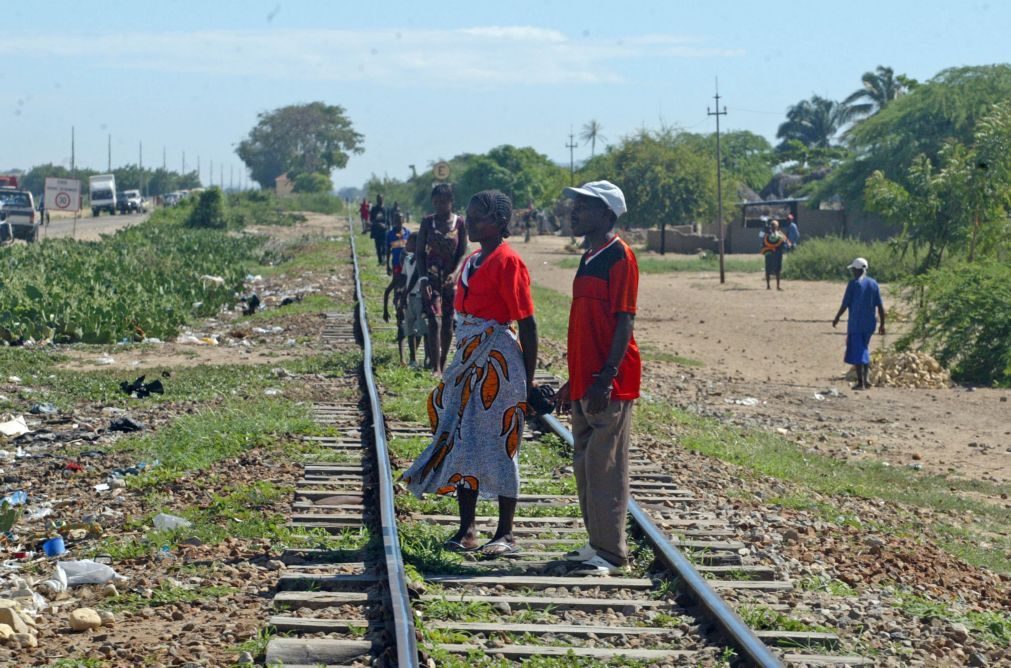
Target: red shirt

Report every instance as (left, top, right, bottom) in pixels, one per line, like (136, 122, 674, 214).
(567, 236, 641, 401)
(454, 243, 535, 324)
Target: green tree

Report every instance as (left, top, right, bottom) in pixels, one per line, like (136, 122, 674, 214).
(842, 65, 916, 120)
(672, 130, 774, 192)
(865, 102, 1011, 270)
(581, 130, 729, 228)
(293, 172, 333, 194)
(237, 102, 363, 189)
(776, 95, 852, 150)
(818, 64, 1011, 207)
(455, 145, 567, 208)
(580, 120, 606, 158)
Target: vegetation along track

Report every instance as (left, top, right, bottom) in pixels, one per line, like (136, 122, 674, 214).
(260, 227, 873, 667)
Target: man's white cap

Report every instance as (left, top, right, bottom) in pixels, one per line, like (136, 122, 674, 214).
(563, 180, 627, 218)
(848, 257, 869, 271)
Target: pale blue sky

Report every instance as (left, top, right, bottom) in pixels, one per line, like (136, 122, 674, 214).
(2, 0, 1008, 190)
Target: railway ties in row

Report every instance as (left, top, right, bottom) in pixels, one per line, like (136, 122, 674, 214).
(258, 231, 872, 667)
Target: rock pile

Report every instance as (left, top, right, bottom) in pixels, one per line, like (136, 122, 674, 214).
(865, 351, 951, 389)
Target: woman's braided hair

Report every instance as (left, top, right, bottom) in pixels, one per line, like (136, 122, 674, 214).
(468, 190, 513, 237)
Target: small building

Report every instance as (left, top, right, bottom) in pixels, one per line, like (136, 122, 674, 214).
(274, 173, 294, 196)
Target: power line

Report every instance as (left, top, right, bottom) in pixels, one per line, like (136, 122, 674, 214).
(707, 78, 728, 285)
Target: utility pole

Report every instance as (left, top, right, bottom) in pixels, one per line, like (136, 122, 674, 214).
(71, 126, 75, 174)
(565, 127, 578, 185)
(220, 164, 223, 190)
(107, 134, 112, 172)
(162, 147, 166, 171)
(139, 142, 144, 198)
(229, 165, 234, 192)
(708, 79, 728, 285)
(197, 156, 201, 185)
(182, 151, 186, 175)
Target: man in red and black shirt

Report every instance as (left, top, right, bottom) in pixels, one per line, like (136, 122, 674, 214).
(557, 180, 640, 575)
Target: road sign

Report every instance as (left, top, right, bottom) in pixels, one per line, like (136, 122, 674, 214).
(432, 161, 451, 181)
(45, 177, 81, 212)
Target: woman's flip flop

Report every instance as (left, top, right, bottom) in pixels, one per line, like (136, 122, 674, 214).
(443, 539, 479, 553)
(479, 538, 521, 557)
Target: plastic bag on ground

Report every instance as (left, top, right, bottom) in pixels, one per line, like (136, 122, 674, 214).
(0, 416, 30, 438)
(152, 513, 192, 530)
(58, 560, 125, 586)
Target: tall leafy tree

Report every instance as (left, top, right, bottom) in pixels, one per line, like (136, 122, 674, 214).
(580, 120, 606, 157)
(865, 101, 1011, 270)
(842, 66, 916, 120)
(776, 95, 852, 150)
(237, 102, 363, 189)
(817, 64, 1011, 207)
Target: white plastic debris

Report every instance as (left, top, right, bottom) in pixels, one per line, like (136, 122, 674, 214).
(40, 560, 125, 594)
(95, 356, 116, 366)
(152, 513, 192, 530)
(200, 275, 226, 288)
(6, 376, 21, 384)
(263, 388, 282, 397)
(724, 397, 760, 407)
(0, 416, 30, 438)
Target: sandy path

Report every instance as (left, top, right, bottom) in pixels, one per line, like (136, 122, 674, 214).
(515, 235, 1011, 486)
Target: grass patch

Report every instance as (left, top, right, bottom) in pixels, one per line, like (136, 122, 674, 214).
(799, 575, 858, 597)
(895, 591, 1010, 647)
(106, 580, 238, 613)
(115, 397, 319, 487)
(639, 345, 704, 367)
(241, 294, 340, 323)
(636, 399, 1011, 573)
(738, 604, 832, 633)
(259, 238, 350, 278)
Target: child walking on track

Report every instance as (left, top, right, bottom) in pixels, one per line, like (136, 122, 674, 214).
(555, 180, 640, 576)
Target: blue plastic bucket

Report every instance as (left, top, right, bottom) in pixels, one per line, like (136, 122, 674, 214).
(42, 536, 65, 557)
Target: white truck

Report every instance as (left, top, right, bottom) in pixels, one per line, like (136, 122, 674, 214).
(89, 174, 117, 216)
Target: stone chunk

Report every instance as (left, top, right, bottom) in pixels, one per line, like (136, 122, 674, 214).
(69, 608, 103, 632)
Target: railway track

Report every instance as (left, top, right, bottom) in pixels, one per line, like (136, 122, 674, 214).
(259, 229, 871, 667)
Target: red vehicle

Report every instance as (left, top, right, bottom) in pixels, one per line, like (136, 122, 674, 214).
(0, 175, 19, 189)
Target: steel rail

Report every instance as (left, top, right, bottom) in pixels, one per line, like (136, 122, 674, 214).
(350, 230, 420, 667)
(539, 414, 784, 668)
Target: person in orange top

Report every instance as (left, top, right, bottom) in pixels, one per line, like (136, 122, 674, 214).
(556, 180, 640, 575)
(402, 190, 541, 557)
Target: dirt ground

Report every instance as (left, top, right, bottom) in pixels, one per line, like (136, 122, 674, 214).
(513, 235, 1011, 487)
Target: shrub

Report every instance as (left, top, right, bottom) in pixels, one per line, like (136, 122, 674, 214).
(292, 172, 333, 194)
(187, 188, 227, 229)
(901, 262, 1011, 386)
(785, 237, 918, 283)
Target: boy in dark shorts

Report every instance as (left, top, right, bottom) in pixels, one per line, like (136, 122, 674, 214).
(382, 267, 409, 364)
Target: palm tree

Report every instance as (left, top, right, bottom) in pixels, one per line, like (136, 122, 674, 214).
(843, 66, 913, 119)
(580, 120, 606, 157)
(776, 96, 853, 149)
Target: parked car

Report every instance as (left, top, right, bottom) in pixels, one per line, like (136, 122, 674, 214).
(0, 187, 39, 242)
(116, 189, 147, 214)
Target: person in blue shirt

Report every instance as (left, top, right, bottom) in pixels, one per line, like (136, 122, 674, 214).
(385, 211, 410, 276)
(832, 257, 886, 390)
(784, 214, 800, 250)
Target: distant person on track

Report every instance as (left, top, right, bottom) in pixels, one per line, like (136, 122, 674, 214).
(833, 257, 886, 390)
(784, 214, 800, 250)
(410, 183, 468, 375)
(359, 198, 370, 234)
(760, 219, 791, 290)
(402, 190, 541, 557)
(370, 195, 388, 265)
(555, 180, 640, 576)
(382, 262, 409, 365)
(385, 212, 410, 276)
(400, 235, 427, 368)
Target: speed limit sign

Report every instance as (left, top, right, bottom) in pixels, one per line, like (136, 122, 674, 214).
(45, 177, 81, 211)
(432, 161, 450, 181)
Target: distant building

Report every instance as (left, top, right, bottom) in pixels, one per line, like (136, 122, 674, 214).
(274, 173, 294, 196)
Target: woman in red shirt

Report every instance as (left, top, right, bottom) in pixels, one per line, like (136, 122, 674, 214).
(402, 190, 539, 556)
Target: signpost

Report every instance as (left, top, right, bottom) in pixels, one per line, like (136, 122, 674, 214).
(44, 177, 82, 238)
(432, 161, 451, 181)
